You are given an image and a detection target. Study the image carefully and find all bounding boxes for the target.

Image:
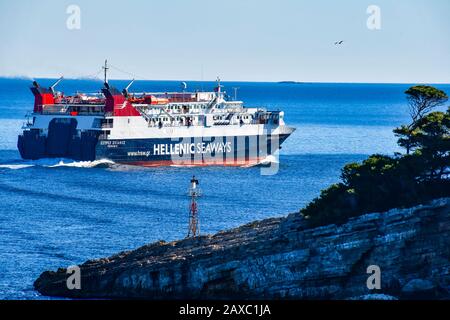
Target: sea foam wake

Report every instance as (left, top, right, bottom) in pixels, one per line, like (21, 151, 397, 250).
(0, 159, 115, 170)
(0, 164, 35, 170)
(48, 159, 115, 168)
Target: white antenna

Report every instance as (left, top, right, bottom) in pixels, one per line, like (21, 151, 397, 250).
(125, 78, 135, 91)
(232, 87, 239, 101)
(50, 76, 64, 94)
(123, 78, 135, 97)
(200, 64, 204, 92)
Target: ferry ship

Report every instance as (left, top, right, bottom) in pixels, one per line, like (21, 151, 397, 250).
(18, 63, 295, 167)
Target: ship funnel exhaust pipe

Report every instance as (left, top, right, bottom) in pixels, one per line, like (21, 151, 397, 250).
(30, 80, 55, 113)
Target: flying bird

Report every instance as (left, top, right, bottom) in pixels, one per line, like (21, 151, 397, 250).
(334, 40, 344, 45)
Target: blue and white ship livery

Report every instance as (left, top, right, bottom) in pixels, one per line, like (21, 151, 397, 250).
(18, 69, 295, 166)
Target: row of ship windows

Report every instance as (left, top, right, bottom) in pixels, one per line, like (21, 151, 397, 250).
(148, 104, 242, 111)
(148, 115, 252, 122)
(148, 105, 215, 111)
(165, 105, 207, 110)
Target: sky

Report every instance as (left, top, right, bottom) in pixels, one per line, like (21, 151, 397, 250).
(0, 0, 449, 83)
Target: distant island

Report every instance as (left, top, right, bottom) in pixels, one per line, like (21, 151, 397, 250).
(277, 81, 305, 84)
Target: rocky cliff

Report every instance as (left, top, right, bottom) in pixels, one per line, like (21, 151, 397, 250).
(34, 198, 450, 299)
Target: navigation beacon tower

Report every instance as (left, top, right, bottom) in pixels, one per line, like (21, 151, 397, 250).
(187, 176, 201, 238)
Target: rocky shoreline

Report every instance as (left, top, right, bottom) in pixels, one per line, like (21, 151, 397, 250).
(34, 198, 450, 299)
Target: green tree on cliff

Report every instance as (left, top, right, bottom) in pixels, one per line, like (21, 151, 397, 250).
(394, 86, 448, 154)
(412, 109, 450, 181)
(301, 86, 450, 227)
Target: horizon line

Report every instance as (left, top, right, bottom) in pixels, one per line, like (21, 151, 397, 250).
(0, 76, 449, 86)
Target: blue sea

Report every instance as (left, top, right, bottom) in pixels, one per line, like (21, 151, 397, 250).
(0, 78, 449, 299)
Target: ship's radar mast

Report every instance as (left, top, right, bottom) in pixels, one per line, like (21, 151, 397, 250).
(102, 59, 109, 84)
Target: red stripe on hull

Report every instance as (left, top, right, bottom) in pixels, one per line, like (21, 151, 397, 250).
(123, 157, 266, 167)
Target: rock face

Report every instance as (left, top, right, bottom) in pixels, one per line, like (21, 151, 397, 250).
(34, 198, 450, 299)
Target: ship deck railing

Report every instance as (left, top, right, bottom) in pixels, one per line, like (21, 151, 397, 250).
(135, 108, 247, 117)
(143, 119, 267, 128)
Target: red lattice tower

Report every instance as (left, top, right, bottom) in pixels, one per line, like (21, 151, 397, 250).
(187, 176, 201, 237)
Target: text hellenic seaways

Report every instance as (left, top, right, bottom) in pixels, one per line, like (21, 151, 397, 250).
(153, 141, 232, 155)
